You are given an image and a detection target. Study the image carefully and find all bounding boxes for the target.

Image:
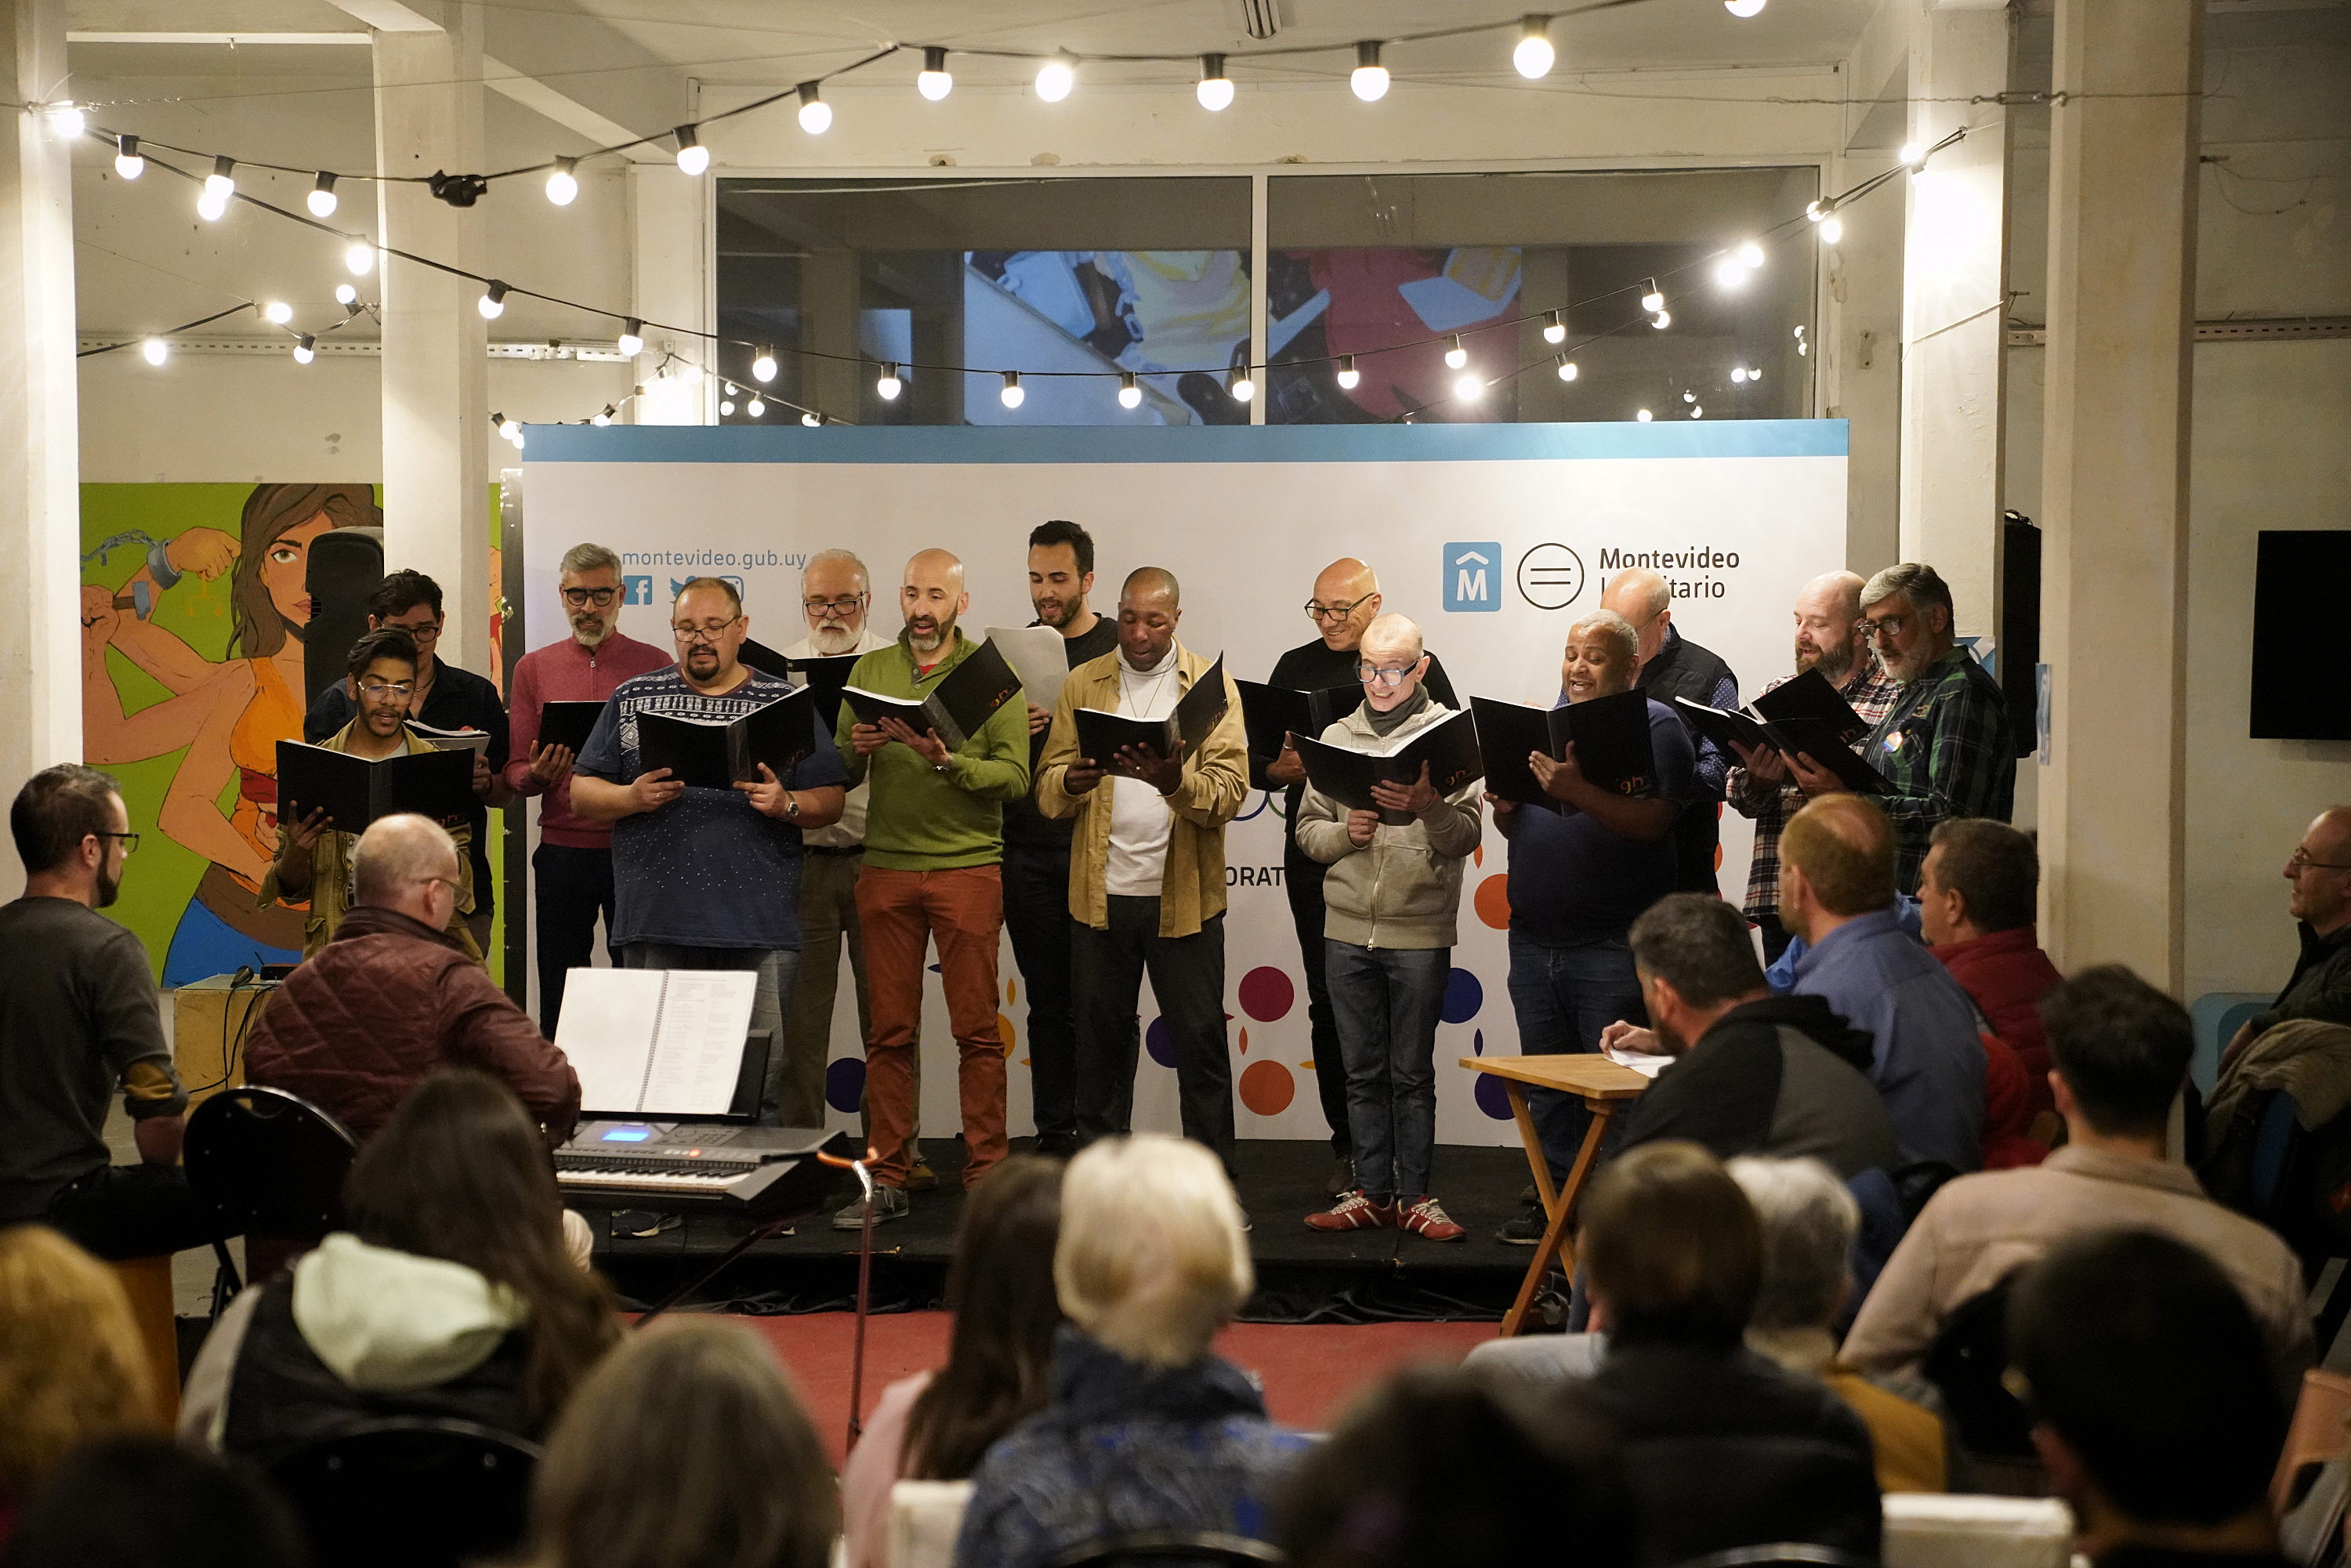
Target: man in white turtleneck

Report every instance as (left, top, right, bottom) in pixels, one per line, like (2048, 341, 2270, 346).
(1038, 568, 1251, 1175)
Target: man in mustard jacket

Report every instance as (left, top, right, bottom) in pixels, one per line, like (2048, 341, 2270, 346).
(1037, 567, 1249, 1173)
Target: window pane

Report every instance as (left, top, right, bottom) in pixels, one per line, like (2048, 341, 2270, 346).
(1264, 168, 1819, 425)
(716, 177, 1252, 426)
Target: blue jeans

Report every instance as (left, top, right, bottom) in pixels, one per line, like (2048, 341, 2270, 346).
(1325, 941, 1449, 1202)
(623, 942, 799, 1126)
(1505, 929, 1646, 1178)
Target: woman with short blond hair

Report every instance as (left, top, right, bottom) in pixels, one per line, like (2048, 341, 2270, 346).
(954, 1135, 1303, 1568)
(0, 1225, 160, 1536)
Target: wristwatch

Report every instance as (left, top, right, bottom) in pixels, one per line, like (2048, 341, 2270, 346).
(784, 793, 801, 820)
(933, 759, 951, 774)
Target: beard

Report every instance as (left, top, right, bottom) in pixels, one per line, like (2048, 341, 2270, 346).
(907, 613, 955, 654)
(684, 646, 722, 679)
(1033, 596, 1079, 630)
(1654, 1017, 1691, 1056)
(570, 611, 611, 647)
(807, 621, 860, 655)
(1797, 636, 1856, 684)
(96, 864, 121, 909)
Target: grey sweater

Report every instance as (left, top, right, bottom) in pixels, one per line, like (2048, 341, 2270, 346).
(1293, 700, 1483, 949)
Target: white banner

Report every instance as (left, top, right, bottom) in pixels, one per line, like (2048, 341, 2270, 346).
(521, 421, 1848, 1146)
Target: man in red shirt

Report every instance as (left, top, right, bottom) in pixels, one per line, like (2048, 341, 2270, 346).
(502, 542, 671, 1033)
(1920, 816, 2063, 1165)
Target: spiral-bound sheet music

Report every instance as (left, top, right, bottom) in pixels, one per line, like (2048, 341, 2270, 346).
(555, 969, 757, 1117)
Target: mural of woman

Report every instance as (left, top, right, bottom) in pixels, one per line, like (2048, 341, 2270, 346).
(82, 483, 378, 984)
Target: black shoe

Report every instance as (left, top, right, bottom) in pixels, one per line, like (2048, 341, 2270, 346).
(1034, 1132, 1080, 1160)
(832, 1184, 911, 1230)
(610, 1209, 681, 1238)
(1496, 1200, 1549, 1247)
(1324, 1157, 1356, 1198)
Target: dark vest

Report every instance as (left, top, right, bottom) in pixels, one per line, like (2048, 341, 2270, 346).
(1636, 631, 1739, 894)
(220, 1274, 538, 1465)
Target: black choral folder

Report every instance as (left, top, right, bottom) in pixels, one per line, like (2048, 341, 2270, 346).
(536, 700, 608, 755)
(1471, 690, 1657, 809)
(1291, 708, 1483, 827)
(1233, 679, 1362, 759)
(1070, 656, 1232, 779)
(275, 741, 476, 834)
(636, 687, 820, 790)
(842, 639, 1021, 752)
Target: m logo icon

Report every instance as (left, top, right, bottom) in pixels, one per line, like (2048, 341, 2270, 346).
(1443, 542, 1502, 613)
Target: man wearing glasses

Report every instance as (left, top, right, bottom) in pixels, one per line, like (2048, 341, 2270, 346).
(1258, 557, 1459, 1199)
(503, 543, 672, 1034)
(305, 569, 513, 954)
(2222, 808, 2351, 1064)
(1774, 563, 2015, 895)
(571, 578, 849, 1129)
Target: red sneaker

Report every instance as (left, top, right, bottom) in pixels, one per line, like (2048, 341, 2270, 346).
(1398, 1196, 1467, 1242)
(1305, 1190, 1395, 1232)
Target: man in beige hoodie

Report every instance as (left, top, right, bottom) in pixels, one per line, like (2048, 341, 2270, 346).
(1294, 614, 1483, 1240)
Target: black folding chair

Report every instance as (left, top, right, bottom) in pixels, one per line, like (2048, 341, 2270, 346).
(1042, 1530, 1287, 1568)
(265, 1416, 539, 1568)
(183, 1085, 358, 1295)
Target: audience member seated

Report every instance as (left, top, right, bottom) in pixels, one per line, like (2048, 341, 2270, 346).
(523, 1316, 836, 1568)
(244, 814, 581, 1143)
(842, 1156, 1063, 1568)
(1780, 795, 1988, 1174)
(1564, 1142, 1883, 1564)
(1599, 892, 1898, 1179)
(0, 1226, 161, 1542)
(1726, 1156, 1950, 1494)
(2009, 1229, 2295, 1568)
(0, 766, 208, 1262)
(1844, 965, 2313, 1389)
(1273, 1365, 1637, 1568)
(1921, 819, 2063, 1168)
(0, 1436, 306, 1568)
(181, 1071, 620, 1458)
(2226, 806, 2351, 1065)
(955, 1134, 1306, 1568)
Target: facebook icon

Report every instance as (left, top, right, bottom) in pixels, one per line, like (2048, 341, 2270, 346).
(1442, 542, 1502, 612)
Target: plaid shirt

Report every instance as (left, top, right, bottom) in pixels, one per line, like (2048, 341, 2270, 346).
(1726, 658, 1904, 921)
(1865, 647, 2017, 893)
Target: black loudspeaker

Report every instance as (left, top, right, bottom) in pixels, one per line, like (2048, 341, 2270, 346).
(1999, 511, 2041, 760)
(303, 527, 386, 708)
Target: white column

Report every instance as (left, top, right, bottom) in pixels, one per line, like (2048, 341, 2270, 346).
(373, 4, 492, 675)
(1896, 2, 2012, 638)
(629, 164, 708, 425)
(0, 0, 82, 878)
(2037, 0, 2201, 987)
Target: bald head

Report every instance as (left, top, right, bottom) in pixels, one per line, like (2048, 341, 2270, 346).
(352, 813, 462, 923)
(1308, 558, 1382, 653)
(1794, 570, 1868, 683)
(1360, 612, 1423, 664)
(1357, 613, 1429, 713)
(1117, 566, 1184, 670)
(1123, 567, 1180, 607)
(1600, 569, 1673, 668)
(900, 549, 969, 655)
(2289, 807, 2351, 936)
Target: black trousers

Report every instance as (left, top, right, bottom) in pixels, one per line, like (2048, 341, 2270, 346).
(47, 1163, 217, 1262)
(1284, 857, 1350, 1157)
(1073, 897, 1236, 1171)
(1002, 839, 1078, 1141)
(533, 842, 617, 1037)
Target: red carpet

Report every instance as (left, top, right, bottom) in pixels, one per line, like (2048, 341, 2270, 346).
(734, 1312, 1497, 1463)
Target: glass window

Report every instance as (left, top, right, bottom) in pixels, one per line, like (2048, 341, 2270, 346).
(1263, 168, 1819, 425)
(715, 177, 1252, 426)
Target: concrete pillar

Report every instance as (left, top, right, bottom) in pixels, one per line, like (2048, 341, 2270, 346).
(629, 165, 708, 425)
(0, 0, 82, 885)
(2037, 0, 2201, 987)
(801, 248, 860, 423)
(1823, 149, 1905, 576)
(1896, 2, 2012, 637)
(373, 4, 492, 675)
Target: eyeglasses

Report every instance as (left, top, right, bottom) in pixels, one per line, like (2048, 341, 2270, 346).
(2290, 849, 2351, 872)
(1305, 596, 1371, 622)
(95, 831, 139, 854)
(417, 875, 462, 898)
(802, 594, 866, 616)
(385, 619, 442, 643)
(671, 615, 743, 645)
(563, 587, 619, 608)
(357, 679, 415, 698)
(1863, 614, 1910, 642)
(1355, 660, 1418, 687)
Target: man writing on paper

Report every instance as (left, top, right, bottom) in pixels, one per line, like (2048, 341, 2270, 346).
(267, 627, 491, 958)
(773, 549, 897, 1135)
(502, 542, 672, 1034)
(831, 549, 1031, 1228)
(1004, 520, 1121, 1158)
(1259, 557, 1461, 1199)
(1599, 567, 1741, 896)
(247, 814, 581, 1143)
(1291, 613, 1481, 1240)
(1038, 568, 1249, 1177)
(571, 578, 848, 1130)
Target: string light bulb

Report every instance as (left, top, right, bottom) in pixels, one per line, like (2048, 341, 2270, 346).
(345, 242, 374, 276)
(1197, 54, 1233, 111)
(1639, 278, 1664, 313)
(719, 397, 735, 417)
(1714, 257, 1746, 288)
(197, 189, 228, 223)
(113, 135, 143, 179)
(292, 335, 316, 365)
(205, 156, 236, 201)
(1731, 366, 1748, 382)
(263, 300, 292, 324)
(1636, 407, 1652, 422)
(1819, 215, 1843, 244)
(1513, 16, 1556, 78)
(751, 346, 777, 383)
(1035, 53, 1075, 103)
(1899, 139, 1923, 168)
(1747, 366, 1762, 382)
(1724, 0, 1766, 15)
(496, 412, 520, 441)
(1453, 373, 1483, 401)
(802, 411, 822, 427)
(746, 396, 766, 418)
(545, 158, 578, 206)
(1350, 41, 1389, 102)
(1335, 355, 1360, 390)
(617, 319, 643, 358)
(141, 338, 168, 367)
(478, 281, 509, 319)
(307, 172, 339, 218)
(1118, 371, 1142, 409)
(1543, 310, 1567, 345)
(797, 82, 832, 135)
(1229, 368, 1255, 402)
(875, 362, 902, 400)
(1444, 334, 1468, 370)
(1806, 200, 1825, 223)
(1000, 371, 1024, 408)
(1650, 310, 1671, 329)
(918, 46, 954, 100)
(1737, 240, 1765, 269)
(1556, 357, 1578, 382)
(1690, 404, 1704, 418)
(673, 125, 709, 176)
(679, 361, 704, 386)
(593, 406, 615, 425)
(335, 283, 357, 306)
(48, 103, 84, 139)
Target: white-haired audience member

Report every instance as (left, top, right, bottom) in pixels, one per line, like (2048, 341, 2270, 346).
(954, 1135, 1306, 1568)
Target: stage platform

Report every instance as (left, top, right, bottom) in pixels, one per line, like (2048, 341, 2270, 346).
(585, 1138, 1547, 1324)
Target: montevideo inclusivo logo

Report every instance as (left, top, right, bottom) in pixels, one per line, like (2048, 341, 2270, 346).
(1442, 542, 1502, 613)
(1516, 544, 1586, 611)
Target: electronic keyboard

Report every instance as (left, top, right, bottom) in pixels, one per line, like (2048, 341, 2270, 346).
(555, 1121, 853, 1219)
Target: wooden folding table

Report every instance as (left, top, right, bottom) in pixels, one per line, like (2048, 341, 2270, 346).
(1460, 1052, 1652, 1336)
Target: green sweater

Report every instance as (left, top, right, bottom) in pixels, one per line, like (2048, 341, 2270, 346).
(835, 630, 1032, 871)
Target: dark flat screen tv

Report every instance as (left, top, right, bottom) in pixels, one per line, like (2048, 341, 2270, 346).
(2249, 531, 2351, 741)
